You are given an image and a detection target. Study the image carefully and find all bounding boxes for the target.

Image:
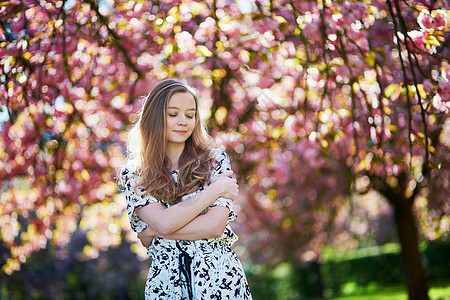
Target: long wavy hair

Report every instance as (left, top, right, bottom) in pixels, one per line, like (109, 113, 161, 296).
(123, 79, 215, 205)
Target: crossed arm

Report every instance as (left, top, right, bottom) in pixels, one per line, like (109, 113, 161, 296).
(136, 206, 229, 246)
(135, 171, 237, 247)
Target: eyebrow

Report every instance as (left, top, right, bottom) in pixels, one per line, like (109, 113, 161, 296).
(167, 106, 196, 111)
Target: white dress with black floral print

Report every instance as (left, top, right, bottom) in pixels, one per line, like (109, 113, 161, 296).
(120, 149, 252, 300)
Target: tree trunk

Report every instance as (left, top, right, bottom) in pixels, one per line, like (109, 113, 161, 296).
(392, 195, 429, 300)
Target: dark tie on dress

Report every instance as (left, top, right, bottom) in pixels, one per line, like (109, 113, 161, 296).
(176, 241, 193, 300)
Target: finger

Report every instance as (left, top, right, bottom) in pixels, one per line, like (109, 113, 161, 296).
(221, 171, 233, 177)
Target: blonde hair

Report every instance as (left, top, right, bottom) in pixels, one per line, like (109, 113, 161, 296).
(123, 79, 215, 205)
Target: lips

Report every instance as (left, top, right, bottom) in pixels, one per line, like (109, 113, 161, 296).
(174, 130, 187, 135)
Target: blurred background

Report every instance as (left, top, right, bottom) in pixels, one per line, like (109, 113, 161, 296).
(0, 0, 449, 299)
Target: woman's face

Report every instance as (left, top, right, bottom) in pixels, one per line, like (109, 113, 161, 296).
(166, 92, 196, 147)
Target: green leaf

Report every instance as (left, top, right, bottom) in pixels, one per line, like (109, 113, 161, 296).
(384, 84, 399, 98)
(196, 45, 213, 57)
(365, 51, 376, 67)
(416, 84, 427, 99)
(164, 44, 173, 55)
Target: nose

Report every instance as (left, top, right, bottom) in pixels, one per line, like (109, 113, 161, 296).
(177, 116, 187, 126)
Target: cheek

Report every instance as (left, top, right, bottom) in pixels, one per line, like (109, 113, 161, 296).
(189, 119, 196, 129)
(166, 118, 176, 129)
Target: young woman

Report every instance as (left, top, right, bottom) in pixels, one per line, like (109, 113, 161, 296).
(119, 79, 252, 299)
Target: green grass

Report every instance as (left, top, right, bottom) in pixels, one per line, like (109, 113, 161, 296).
(330, 283, 450, 300)
(322, 243, 402, 262)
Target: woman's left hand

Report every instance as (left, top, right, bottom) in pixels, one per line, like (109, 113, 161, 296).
(137, 227, 155, 248)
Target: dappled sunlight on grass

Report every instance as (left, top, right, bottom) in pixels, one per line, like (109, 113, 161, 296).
(331, 283, 450, 300)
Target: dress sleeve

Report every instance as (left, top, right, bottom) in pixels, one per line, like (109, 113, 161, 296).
(120, 167, 159, 233)
(208, 149, 238, 222)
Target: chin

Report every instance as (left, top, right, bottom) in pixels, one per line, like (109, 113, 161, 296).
(169, 137, 189, 144)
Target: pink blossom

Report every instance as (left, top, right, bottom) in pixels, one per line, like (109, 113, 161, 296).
(333, 65, 351, 82)
(254, 18, 280, 34)
(432, 10, 448, 30)
(432, 93, 449, 112)
(407, 30, 435, 54)
(257, 76, 275, 89)
(442, 65, 450, 81)
(438, 81, 450, 101)
(302, 22, 321, 43)
(10, 16, 25, 35)
(418, 11, 434, 29)
(349, 55, 365, 75)
(338, 1, 369, 27)
(418, 9, 448, 30)
(346, 27, 366, 41)
(422, 79, 434, 93)
(220, 22, 240, 39)
(194, 17, 216, 42)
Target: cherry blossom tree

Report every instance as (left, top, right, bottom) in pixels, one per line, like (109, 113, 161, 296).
(1, 0, 448, 299)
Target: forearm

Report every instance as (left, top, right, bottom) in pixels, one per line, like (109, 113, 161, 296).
(143, 206, 229, 241)
(158, 218, 217, 240)
(135, 186, 220, 235)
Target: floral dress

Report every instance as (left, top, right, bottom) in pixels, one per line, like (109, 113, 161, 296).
(120, 149, 252, 300)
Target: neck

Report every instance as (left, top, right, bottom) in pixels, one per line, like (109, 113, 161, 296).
(166, 142, 185, 170)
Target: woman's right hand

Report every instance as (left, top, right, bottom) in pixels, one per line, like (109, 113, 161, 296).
(137, 226, 155, 248)
(212, 171, 239, 201)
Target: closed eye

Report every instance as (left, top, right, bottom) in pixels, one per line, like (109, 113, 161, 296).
(168, 113, 194, 119)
